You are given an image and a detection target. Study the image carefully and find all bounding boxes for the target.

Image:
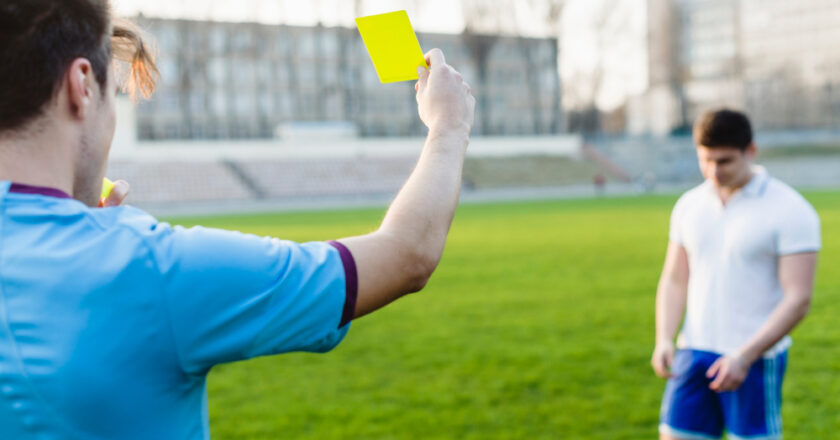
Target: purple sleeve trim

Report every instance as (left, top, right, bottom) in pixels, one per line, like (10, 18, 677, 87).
(8, 183, 72, 199)
(327, 240, 358, 328)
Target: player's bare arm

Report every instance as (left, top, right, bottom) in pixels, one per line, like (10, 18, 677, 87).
(652, 242, 689, 378)
(334, 48, 476, 319)
(707, 252, 817, 392)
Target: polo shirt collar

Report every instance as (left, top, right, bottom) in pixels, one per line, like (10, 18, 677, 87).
(741, 165, 769, 198)
(703, 165, 769, 199)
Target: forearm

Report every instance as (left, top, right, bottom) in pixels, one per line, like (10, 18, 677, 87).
(656, 281, 687, 344)
(336, 49, 475, 320)
(379, 128, 469, 266)
(339, 129, 469, 319)
(736, 293, 811, 364)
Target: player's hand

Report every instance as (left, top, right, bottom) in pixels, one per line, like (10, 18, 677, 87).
(651, 340, 676, 378)
(415, 48, 475, 136)
(706, 355, 749, 392)
(100, 179, 130, 207)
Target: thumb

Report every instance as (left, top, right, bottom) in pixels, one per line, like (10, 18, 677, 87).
(102, 179, 130, 207)
(424, 48, 446, 70)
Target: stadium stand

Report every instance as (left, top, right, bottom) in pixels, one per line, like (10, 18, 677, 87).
(105, 156, 419, 205)
(234, 157, 417, 199)
(105, 160, 254, 204)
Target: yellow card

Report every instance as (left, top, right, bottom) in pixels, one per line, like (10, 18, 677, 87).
(356, 10, 427, 83)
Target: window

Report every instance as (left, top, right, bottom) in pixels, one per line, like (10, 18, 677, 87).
(159, 59, 179, 87)
(208, 58, 227, 85)
(322, 32, 339, 57)
(259, 93, 274, 115)
(235, 93, 255, 116)
(277, 95, 293, 118)
(275, 33, 291, 57)
(258, 60, 274, 85)
(276, 66, 290, 88)
(298, 33, 316, 58)
(189, 93, 206, 115)
(233, 59, 256, 86)
(212, 90, 227, 116)
(231, 29, 254, 51)
(161, 93, 180, 113)
(210, 28, 227, 53)
(156, 24, 179, 53)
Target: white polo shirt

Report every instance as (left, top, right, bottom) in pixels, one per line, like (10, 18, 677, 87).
(670, 167, 821, 357)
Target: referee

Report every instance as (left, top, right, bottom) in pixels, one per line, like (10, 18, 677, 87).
(0, 1, 474, 438)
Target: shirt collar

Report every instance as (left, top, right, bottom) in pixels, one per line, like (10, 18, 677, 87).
(7, 182, 72, 199)
(703, 165, 769, 199)
(741, 165, 769, 197)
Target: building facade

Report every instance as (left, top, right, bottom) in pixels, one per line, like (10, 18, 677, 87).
(739, 0, 840, 130)
(133, 17, 562, 140)
(627, 0, 840, 134)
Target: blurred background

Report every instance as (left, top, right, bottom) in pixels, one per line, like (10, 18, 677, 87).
(106, 2, 840, 438)
(109, 0, 840, 215)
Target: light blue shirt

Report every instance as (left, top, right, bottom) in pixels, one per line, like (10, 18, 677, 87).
(0, 181, 356, 439)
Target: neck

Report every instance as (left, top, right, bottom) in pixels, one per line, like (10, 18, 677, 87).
(0, 128, 77, 196)
(715, 169, 754, 203)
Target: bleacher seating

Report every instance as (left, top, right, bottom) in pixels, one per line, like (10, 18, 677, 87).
(235, 157, 417, 199)
(105, 156, 419, 205)
(105, 160, 254, 204)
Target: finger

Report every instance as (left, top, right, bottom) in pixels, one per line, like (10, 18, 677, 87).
(709, 372, 725, 391)
(654, 365, 667, 378)
(463, 81, 471, 94)
(718, 375, 736, 392)
(656, 365, 674, 379)
(662, 356, 675, 378)
(103, 179, 130, 207)
(706, 359, 721, 379)
(652, 355, 671, 378)
(651, 357, 663, 376)
(417, 66, 430, 94)
(425, 48, 446, 69)
(665, 350, 674, 370)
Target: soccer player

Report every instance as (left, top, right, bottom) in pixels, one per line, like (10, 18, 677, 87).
(0, 1, 474, 438)
(652, 109, 821, 440)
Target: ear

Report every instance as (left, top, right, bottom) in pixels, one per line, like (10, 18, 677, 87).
(65, 58, 96, 120)
(745, 142, 757, 160)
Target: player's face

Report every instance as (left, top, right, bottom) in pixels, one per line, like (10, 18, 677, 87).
(696, 144, 756, 188)
(74, 64, 117, 207)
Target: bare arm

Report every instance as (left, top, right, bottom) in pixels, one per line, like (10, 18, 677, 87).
(651, 242, 689, 378)
(336, 49, 475, 320)
(707, 252, 817, 391)
(736, 252, 817, 364)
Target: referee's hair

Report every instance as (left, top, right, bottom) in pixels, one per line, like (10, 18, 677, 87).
(0, 0, 158, 135)
(693, 109, 753, 151)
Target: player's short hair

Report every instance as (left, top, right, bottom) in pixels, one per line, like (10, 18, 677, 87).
(0, 0, 158, 134)
(693, 109, 753, 151)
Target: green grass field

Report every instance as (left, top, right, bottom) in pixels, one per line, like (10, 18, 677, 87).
(165, 191, 840, 439)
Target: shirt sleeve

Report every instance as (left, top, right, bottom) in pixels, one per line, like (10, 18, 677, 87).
(150, 225, 357, 375)
(775, 195, 821, 256)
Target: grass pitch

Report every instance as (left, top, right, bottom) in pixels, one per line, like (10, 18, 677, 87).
(165, 191, 840, 439)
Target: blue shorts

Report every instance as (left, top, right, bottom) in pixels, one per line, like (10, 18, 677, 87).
(659, 349, 787, 440)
